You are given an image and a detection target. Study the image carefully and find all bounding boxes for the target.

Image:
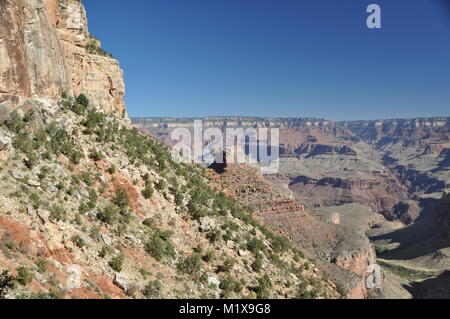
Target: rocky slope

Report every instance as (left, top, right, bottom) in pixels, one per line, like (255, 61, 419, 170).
(0, 101, 344, 299)
(207, 163, 377, 299)
(0, 0, 125, 119)
(0, 1, 343, 300)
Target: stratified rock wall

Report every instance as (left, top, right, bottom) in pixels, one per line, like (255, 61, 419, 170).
(0, 0, 125, 118)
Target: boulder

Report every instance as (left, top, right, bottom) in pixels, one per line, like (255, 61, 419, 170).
(101, 234, 113, 246)
(37, 209, 50, 224)
(66, 265, 82, 291)
(113, 273, 130, 293)
(11, 170, 27, 180)
(330, 212, 340, 225)
(199, 217, 217, 232)
(125, 234, 139, 246)
(26, 205, 34, 215)
(97, 175, 109, 185)
(0, 136, 11, 151)
(238, 249, 247, 257)
(207, 276, 221, 287)
(34, 272, 46, 284)
(27, 179, 41, 187)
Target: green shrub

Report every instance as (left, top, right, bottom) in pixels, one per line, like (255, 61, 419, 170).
(72, 103, 86, 115)
(69, 150, 84, 165)
(71, 235, 86, 248)
(222, 221, 239, 232)
(217, 256, 235, 273)
(142, 173, 150, 182)
(251, 254, 264, 272)
(97, 204, 118, 225)
(42, 151, 52, 161)
(220, 276, 243, 298)
(177, 254, 202, 277)
(85, 41, 113, 58)
(144, 234, 176, 261)
(88, 188, 98, 209)
(17, 289, 65, 299)
(82, 110, 106, 131)
(270, 235, 290, 254)
(175, 191, 184, 206)
(29, 192, 41, 209)
(79, 171, 93, 186)
(247, 237, 266, 255)
(89, 149, 104, 161)
(156, 180, 167, 191)
(142, 183, 154, 199)
(6, 111, 26, 133)
(0, 270, 16, 299)
(16, 267, 33, 286)
(50, 205, 67, 222)
(107, 165, 117, 175)
(79, 203, 88, 215)
(374, 244, 388, 255)
(206, 228, 222, 243)
(252, 275, 272, 299)
(113, 187, 130, 209)
(109, 255, 124, 272)
(142, 280, 162, 298)
(76, 94, 89, 107)
(202, 250, 215, 263)
(99, 246, 112, 259)
(336, 284, 347, 298)
(36, 259, 48, 273)
(24, 152, 38, 169)
(296, 281, 319, 299)
(22, 110, 34, 123)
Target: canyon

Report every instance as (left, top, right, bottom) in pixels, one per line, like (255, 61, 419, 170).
(133, 116, 450, 298)
(0, 0, 343, 300)
(1, 0, 449, 300)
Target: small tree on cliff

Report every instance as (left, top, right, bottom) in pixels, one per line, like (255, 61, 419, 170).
(76, 94, 90, 108)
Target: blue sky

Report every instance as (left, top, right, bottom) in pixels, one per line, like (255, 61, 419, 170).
(83, 0, 450, 120)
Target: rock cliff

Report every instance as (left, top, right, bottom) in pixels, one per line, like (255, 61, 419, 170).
(0, 0, 125, 118)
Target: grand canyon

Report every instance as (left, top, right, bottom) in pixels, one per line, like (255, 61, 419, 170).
(133, 116, 450, 298)
(0, 0, 449, 301)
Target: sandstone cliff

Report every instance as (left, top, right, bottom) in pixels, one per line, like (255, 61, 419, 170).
(0, 0, 125, 118)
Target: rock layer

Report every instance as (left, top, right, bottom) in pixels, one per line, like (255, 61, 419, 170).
(0, 0, 125, 118)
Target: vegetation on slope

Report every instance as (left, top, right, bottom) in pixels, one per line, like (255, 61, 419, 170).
(0, 95, 340, 299)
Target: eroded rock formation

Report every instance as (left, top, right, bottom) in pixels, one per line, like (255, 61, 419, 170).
(0, 0, 125, 118)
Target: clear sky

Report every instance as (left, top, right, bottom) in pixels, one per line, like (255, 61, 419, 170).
(83, 0, 450, 121)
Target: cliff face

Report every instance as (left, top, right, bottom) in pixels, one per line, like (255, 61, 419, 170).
(132, 116, 450, 130)
(0, 0, 125, 117)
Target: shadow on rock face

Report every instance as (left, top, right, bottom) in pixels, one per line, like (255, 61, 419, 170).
(403, 270, 450, 299)
(208, 150, 228, 174)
